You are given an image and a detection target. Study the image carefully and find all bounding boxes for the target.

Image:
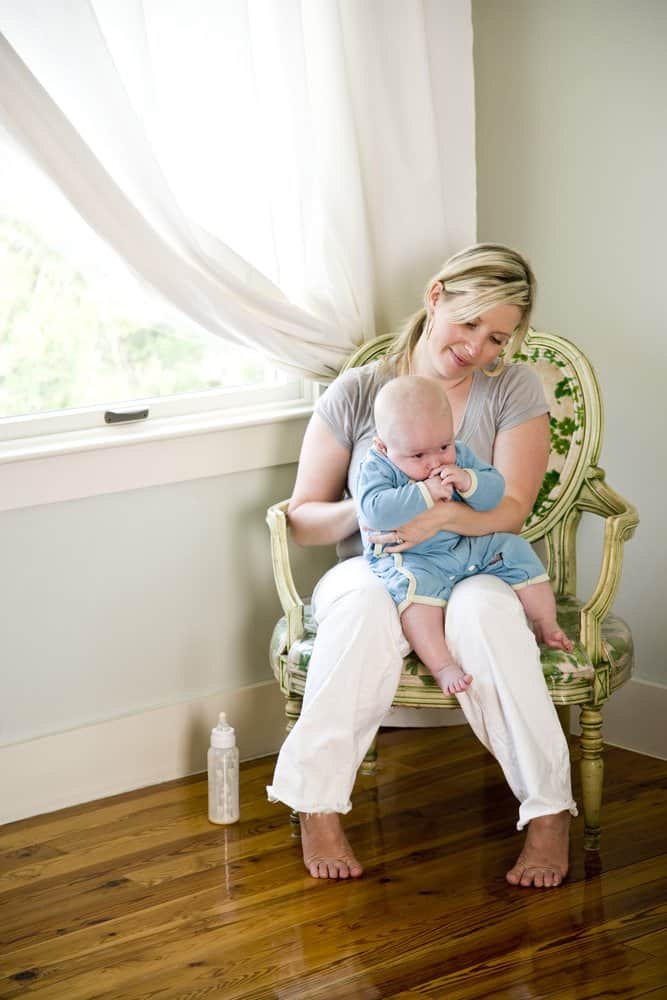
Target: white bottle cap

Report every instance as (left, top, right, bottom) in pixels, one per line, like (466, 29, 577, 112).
(211, 712, 236, 749)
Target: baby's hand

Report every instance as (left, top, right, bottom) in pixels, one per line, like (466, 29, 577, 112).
(425, 475, 454, 502)
(439, 465, 472, 494)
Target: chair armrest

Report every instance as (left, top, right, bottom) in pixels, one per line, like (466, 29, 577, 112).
(574, 468, 639, 663)
(266, 499, 305, 648)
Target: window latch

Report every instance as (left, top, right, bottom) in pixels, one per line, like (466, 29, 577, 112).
(104, 408, 149, 424)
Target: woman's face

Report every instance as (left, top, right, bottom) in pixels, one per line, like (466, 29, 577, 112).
(423, 286, 522, 381)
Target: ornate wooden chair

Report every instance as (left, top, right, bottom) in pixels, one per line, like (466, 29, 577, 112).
(266, 330, 638, 849)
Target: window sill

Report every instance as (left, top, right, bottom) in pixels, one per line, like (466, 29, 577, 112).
(0, 399, 313, 512)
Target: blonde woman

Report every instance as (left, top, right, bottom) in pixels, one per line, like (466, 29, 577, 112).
(267, 244, 577, 888)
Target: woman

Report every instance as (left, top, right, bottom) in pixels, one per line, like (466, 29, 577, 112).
(267, 244, 577, 889)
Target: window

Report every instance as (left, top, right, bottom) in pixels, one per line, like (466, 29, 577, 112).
(0, 140, 305, 443)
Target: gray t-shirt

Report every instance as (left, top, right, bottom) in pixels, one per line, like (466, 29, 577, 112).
(315, 360, 549, 560)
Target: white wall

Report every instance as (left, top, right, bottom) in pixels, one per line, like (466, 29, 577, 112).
(472, 0, 667, 684)
(1, 461, 333, 745)
(0, 435, 336, 821)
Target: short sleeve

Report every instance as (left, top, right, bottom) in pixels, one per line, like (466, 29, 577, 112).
(496, 364, 549, 433)
(314, 368, 362, 449)
(314, 362, 384, 451)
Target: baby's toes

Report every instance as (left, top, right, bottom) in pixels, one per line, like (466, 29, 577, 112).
(550, 632, 573, 652)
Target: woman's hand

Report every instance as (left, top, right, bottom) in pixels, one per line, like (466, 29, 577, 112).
(366, 499, 458, 553)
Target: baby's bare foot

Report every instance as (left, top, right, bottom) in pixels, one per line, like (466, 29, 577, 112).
(299, 813, 363, 880)
(506, 811, 570, 888)
(537, 624, 574, 653)
(433, 663, 473, 695)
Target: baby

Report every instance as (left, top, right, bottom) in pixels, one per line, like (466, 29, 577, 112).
(356, 375, 573, 696)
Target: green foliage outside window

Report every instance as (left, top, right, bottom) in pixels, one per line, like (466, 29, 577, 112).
(0, 215, 273, 419)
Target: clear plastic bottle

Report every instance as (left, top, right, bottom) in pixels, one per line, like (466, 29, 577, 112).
(207, 712, 240, 824)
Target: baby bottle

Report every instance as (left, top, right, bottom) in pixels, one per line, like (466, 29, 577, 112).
(207, 712, 240, 824)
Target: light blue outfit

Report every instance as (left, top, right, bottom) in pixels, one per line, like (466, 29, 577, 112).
(356, 443, 549, 613)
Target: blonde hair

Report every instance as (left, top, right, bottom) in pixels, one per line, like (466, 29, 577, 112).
(385, 243, 536, 375)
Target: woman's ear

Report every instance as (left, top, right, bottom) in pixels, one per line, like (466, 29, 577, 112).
(426, 280, 444, 312)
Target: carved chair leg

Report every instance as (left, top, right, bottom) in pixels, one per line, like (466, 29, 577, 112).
(285, 694, 302, 833)
(579, 705, 604, 851)
(285, 694, 303, 735)
(360, 733, 378, 775)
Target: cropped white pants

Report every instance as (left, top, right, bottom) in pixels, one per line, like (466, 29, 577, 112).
(267, 557, 577, 830)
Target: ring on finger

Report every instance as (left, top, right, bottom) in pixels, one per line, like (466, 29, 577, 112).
(394, 534, 404, 545)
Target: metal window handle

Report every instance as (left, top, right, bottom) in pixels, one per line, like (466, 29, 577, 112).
(104, 408, 149, 424)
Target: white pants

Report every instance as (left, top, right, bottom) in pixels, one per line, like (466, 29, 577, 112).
(267, 557, 577, 830)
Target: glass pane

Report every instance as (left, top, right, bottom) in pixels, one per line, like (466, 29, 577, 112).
(0, 145, 284, 420)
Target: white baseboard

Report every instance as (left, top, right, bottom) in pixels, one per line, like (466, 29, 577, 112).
(570, 677, 667, 760)
(3, 676, 662, 826)
(382, 706, 466, 728)
(0, 681, 287, 825)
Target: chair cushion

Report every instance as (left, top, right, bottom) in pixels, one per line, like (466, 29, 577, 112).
(270, 594, 633, 703)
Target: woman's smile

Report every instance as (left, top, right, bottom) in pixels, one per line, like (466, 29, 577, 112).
(448, 347, 471, 367)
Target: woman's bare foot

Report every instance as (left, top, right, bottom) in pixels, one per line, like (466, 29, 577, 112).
(506, 810, 570, 888)
(433, 663, 473, 695)
(534, 621, 574, 652)
(299, 813, 363, 879)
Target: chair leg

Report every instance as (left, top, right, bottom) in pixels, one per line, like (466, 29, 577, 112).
(360, 733, 378, 775)
(579, 705, 604, 851)
(285, 694, 302, 834)
(285, 694, 303, 734)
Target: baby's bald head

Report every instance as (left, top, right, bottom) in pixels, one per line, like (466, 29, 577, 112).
(374, 375, 453, 447)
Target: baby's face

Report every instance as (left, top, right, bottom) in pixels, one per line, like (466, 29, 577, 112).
(383, 411, 456, 482)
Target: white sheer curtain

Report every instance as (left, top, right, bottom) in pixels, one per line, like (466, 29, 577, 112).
(0, 0, 475, 380)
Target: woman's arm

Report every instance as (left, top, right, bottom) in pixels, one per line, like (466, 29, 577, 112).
(375, 414, 550, 550)
(287, 413, 360, 546)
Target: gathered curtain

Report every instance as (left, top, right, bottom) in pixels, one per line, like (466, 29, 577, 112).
(0, 0, 475, 380)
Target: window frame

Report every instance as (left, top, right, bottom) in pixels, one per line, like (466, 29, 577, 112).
(0, 381, 324, 515)
(0, 375, 311, 444)
(0, 375, 320, 462)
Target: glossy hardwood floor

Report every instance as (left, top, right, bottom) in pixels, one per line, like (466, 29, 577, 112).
(1, 726, 666, 1000)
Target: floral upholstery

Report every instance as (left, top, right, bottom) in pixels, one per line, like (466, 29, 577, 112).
(513, 345, 586, 529)
(270, 595, 633, 706)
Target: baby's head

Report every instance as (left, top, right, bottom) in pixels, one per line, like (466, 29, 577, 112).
(374, 375, 456, 481)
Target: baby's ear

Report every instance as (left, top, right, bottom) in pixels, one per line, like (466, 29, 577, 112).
(373, 436, 388, 454)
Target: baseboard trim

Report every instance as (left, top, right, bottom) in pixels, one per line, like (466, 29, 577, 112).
(382, 706, 467, 728)
(570, 677, 667, 760)
(0, 681, 287, 825)
(4, 676, 662, 826)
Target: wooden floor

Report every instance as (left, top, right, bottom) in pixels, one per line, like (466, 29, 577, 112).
(1, 727, 666, 1000)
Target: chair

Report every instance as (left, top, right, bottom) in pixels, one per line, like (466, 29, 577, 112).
(266, 330, 638, 849)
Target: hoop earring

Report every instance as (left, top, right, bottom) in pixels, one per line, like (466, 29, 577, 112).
(482, 354, 505, 378)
